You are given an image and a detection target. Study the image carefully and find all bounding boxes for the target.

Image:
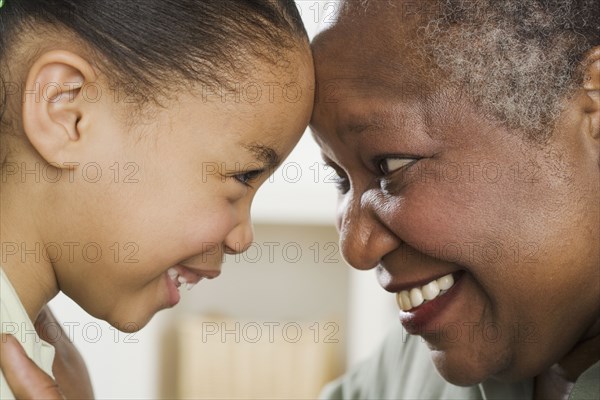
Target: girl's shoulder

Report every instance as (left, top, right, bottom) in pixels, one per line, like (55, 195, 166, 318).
(0, 268, 55, 383)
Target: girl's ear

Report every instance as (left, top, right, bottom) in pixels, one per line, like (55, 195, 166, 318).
(22, 50, 97, 165)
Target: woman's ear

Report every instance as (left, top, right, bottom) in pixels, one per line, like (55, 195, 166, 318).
(581, 46, 600, 140)
(22, 50, 97, 165)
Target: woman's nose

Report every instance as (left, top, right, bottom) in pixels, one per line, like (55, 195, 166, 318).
(223, 215, 255, 254)
(338, 189, 400, 270)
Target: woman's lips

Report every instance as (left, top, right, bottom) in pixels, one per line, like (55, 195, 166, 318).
(396, 272, 457, 311)
(393, 271, 466, 335)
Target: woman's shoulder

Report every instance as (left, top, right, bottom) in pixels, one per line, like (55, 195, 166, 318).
(319, 325, 484, 400)
(569, 361, 600, 400)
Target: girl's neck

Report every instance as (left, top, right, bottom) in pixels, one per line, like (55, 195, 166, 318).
(1, 188, 59, 323)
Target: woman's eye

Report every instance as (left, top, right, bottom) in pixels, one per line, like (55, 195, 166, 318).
(323, 161, 350, 194)
(333, 172, 350, 194)
(233, 170, 264, 186)
(378, 157, 418, 175)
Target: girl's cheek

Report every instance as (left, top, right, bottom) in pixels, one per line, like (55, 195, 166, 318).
(183, 214, 236, 252)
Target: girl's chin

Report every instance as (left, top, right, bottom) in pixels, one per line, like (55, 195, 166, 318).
(106, 304, 160, 332)
(109, 316, 150, 333)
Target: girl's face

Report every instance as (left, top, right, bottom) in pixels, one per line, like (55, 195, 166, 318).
(49, 51, 314, 331)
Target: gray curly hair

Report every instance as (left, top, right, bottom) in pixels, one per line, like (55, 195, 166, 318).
(421, 0, 600, 141)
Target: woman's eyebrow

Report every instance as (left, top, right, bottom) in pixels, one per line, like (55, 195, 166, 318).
(243, 143, 280, 167)
(343, 115, 387, 136)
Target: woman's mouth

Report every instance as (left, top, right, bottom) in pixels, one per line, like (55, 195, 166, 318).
(393, 271, 466, 335)
(396, 273, 456, 311)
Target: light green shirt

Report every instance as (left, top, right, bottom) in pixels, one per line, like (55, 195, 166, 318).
(0, 268, 55, 399)
(321, 325, 599, 400)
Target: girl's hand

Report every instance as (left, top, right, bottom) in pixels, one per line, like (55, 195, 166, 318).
(0, 306, 95, 400)
(0, 333, 64, 399)
(35, 307, 95, 400)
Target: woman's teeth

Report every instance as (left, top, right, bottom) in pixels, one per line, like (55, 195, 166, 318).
(396, 273, 455, 311)
(168, 267, 196, 291)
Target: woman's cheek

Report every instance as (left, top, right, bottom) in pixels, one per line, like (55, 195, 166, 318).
(396, 183, 494, 269)
(389, 187, 457, 247)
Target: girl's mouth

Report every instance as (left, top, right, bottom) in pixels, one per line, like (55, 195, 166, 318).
(167, 267, 199, 292)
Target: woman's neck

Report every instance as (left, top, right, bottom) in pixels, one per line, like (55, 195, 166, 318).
(534, 319, 600, 400)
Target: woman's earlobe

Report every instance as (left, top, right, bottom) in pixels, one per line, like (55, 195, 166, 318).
(581, 47, 600, 140)
(582, 47, 600, 91)
(21, 50, 96, 165)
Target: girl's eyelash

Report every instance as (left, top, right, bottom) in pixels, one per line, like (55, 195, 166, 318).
(233, 169, 265, 187)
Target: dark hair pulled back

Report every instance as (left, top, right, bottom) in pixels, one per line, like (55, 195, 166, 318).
(0, 0, 307, 107)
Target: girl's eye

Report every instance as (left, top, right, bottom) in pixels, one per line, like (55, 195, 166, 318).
(378, 157, 418, 175)
(233, 170, 264, 186)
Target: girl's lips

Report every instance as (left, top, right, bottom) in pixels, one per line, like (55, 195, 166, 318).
(164, 263, 222, 307)
(165, 271, 181, 307)
(174, 264, 221, 283)
(398, 271, 466, 335)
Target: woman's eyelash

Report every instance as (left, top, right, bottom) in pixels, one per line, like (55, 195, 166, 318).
(324, 157, 419, 194)
(325, 163, 350, 194)
(333, 173, 350, 194)
(378, 157, 419, 175)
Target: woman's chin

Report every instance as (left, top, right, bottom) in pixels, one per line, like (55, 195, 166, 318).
(431, 349, 500, 387)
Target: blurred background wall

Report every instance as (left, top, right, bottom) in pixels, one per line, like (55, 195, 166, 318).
(48, 2, 398, 398)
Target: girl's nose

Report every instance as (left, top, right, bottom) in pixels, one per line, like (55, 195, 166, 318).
(223, 216, 254, 255)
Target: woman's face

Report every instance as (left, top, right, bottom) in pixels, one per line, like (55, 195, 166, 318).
(50, 50, 314, 331)
(310, 18, 599, 385)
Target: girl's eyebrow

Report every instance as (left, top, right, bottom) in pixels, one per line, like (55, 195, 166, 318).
(244, 143, 280, 168)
